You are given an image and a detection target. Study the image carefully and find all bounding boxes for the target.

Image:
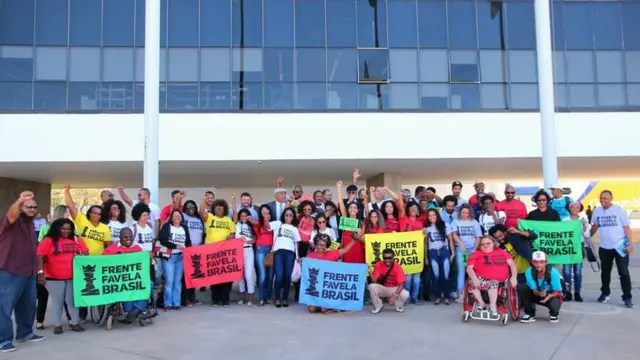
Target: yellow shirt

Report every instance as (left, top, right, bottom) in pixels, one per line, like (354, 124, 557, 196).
(204, 214, 235, 244)
(75, 214, 112, 255)
(505, 243, 530, 274)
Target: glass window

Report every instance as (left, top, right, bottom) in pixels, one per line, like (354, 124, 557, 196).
(135, 48, 167, 82)
(295, 83, 327, 110)
(420, 83, 449, 110)
(479, 50, 506, 83)
(232, 0, 263, 47)
(622, 3, 640, 50)
(449, 50, 479, 83)
(295, 0, 325, 47)
(628, 84, 640, 108)
(553, 51, 566, 83)
(0, 0, 35, 45)
(327, 83, 358, 110)
(200, 82, 231, 110)
(555, 84, 568, 109)
(35, 0, 68, 45)
(168, 48, 198, 82)
(201, 48, 231, 82)
(264, 48, 293, 82)
(551, 2, 565, 51)
(450, 84, 480, 110)
(477, 1, 502, 50)
(69, 48, 101, 82)
(34, 82, 66, 110)
(359, 84, 389, 109)
(563, 3, 593, 50)
(481, 84, 508, 110)
(625, 51, 640, 82)
(264, 0, 293, 47)
(232, 48, 263, 82)
(0, 46, 34, 81)
(232, 82, 263, 110)
(568, 84, 596, 109)
(566, 51, 595, 83)
(595, 51, 623, 83)
(390, 83, 419, 109)
(510, 84, 538, 110)
(593, 3, 622, 50)
(296, 48, 326, 82)
(327, 0, 356, 47)
(447, 1, 477, 49)
(356, 0, 387, 47)
(597, 84, 626, 108)
(0, 82, 32, 110)
(417, 1, 447, 48)
(506, 2, 535, 50)
(200, 0, 231, 46)
(103, 0, 135, 46)
(69, 0, 100, 46)
(389, 49, 418, 82)
(508, 50, 537, 83)
(167, 83, 198, 110)
(387, 0, 417, 47)
(168, 0, 198, 46)
(358, 49, 389, 83)
(327, 49, 358, 82)
(103, 48, 135, 82)
(35, 47, 67, 81)
(100, 82, 134, 110)
(68, 82, 100, 110)
(419, 49, 448, 82)
(264, 83, 294, 110)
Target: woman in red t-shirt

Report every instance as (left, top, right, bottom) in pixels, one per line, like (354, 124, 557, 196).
(254, 204, 275, 306)
(36, 218, 89, 335)
(378, 187, 404, 233)
(365, 209, 386, 234)
(296, 200, 316, 254)
(336, 181, 366, 264)
(466, 236, 518, 316)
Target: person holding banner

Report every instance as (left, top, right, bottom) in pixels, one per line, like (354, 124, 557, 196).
(309, 214, 338, 247)
(449, 204, 483, 302)
(271, 207, 301, 308)
(336, 181, 366, 265)
(182, 200, 205, 306)
(526, 190, 561, 222)
(425, 209, 453, 305)
(235, 209, 256, 306)
(36, 218, 88, 335)
(158, 210, 191, 311)
(368, 249, 410, 314)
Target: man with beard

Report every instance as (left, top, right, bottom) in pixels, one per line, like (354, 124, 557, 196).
(496, 185, 527, 229)
(488, 224, 535, 284)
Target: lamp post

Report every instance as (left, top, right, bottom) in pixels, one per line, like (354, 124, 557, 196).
(143, 0, 160, 203)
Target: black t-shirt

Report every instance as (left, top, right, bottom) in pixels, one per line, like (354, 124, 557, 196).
(526, 208, 561, 222)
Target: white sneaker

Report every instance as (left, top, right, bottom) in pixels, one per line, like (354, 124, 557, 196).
(246, 301, 254, 307)
(549, 315, 559, 323)
(237, 300, 244, 305)
(395, 306, 405, 313)
(370, 307, 383, 314)
(520, 314, 536, 323)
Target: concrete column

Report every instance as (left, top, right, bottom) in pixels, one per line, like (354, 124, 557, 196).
(144, 0, 161, 204)
(0, 178, 51, 217)
(365, 172, 403, 193)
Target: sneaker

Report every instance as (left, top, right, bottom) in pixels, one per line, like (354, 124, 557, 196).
(443, 298, 451, 305)
(16, 333, 46, 342)
(520, 314, 536, 323)
(597, 293, 610, 303)
(564, 292, 573, 302)
(433, 298, 441, 305)
(574, 292, 583, 302)
(0, 342, 16, 353)
(370, 307, 383, 314)
(237, 300, 244, 305)
(395, 306, 405, 313)
(549, 315, 559, 323)
(246, 301, 254, 307)
(624, 299, 635, 308)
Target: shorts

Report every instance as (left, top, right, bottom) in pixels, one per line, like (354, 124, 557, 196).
(470, 277, 500, 290)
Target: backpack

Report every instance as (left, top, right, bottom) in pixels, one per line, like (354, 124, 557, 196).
(528, 265, 568, 296)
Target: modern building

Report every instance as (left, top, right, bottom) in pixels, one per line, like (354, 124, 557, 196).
(1, 0, 639, 210)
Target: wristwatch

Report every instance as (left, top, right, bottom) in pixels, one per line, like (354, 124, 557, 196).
(37, 270, 44, 275)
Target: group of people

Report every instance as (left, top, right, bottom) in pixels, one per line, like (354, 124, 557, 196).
(0, 170, 634, 353)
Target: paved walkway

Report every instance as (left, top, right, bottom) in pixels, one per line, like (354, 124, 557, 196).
(8, 267, 639, 360)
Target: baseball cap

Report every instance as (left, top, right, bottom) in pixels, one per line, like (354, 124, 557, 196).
(452, 181, 463, 188)
(549, 184, 562, 190)
(473, 180, 484, 187)
(532, 251, 547, 262)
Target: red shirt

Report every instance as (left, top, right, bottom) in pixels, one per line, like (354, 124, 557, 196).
(254, 224, 274, 247)
(0, 214, 38, 277)
(418, 212, 427, 227)
(467, 249, 512, 281)
(496, 200, 527, 229)
(372, 261, 406, 287)
(307, 250, 341, 261)
(36, 237, 89, 280)
(367, 226, 385, 234)
(297, 217, 314, 242)
(398, 215, 424, 232)
(341, 231, 365, 264)
(384, 217, 399, 233)
(103, 243, 142, 255)
(160, 204, 184, 222)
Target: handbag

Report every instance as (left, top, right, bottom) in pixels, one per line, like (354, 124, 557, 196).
(291, 261, 301, 283)
(584, 236, 600, 272)
(264, 252, 274, 267)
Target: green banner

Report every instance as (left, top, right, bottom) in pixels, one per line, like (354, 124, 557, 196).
(339, 217, 359, 232)
(73, 252, 151, 307)
(518, 220, 583, 265)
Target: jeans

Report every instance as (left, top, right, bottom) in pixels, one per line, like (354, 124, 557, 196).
(0, 270, 36, 343)
(162, 254, 184, 308)
(563, 262, 583, 293)
(599, 247, 632, 300)
(456, 246, 472, 293)
(404, 274, 421, 301)
(255, 246, 273, 302)
(45, 280, 79, 327)
(429, 248, 451, 299)
(273, 249, 295, 302)
(122, 280, 153, 312)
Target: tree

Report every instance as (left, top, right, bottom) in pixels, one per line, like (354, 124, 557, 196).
(50, 188, 102, 213)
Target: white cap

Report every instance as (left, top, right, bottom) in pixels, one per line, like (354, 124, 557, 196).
(532, 251, 547, 262)
(549, 184, 562, 190)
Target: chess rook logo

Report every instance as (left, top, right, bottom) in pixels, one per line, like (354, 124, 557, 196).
(80, 264, 100, 296)
(190, 254, 205, 279)
(304, 267, 320, 297)
(371, 241, 382, 266)
(80, 227, 88, 237)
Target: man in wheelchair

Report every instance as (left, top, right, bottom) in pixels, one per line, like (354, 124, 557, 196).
(466, 236, 518, 317)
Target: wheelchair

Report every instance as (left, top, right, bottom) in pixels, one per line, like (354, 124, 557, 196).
(89, 288, 159, 330)
(461, 277, 520, 326)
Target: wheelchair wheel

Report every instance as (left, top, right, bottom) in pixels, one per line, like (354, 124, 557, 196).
(106, 315, 114, 331)
(90, 305, 107, 325)
(507, 286, 520, 321)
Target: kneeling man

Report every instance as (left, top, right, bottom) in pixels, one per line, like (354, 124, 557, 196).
(368, 249, 410, 314)
(520, 251, 563, 323)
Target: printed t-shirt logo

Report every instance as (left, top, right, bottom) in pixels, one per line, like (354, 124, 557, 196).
(209, 218, 230, 230)
(598, 215, 618, 227)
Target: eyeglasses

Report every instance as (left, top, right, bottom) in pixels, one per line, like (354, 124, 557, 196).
(383, 257, 393, 261)
(505, 191, 515, 195)
(536, 198, 548, 203)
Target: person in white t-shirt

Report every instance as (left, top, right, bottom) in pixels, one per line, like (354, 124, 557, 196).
(118, 186, 161, 236)
(270, 207, 301, 308)
(590, 190, 633, 308)
(130, 203, 158, 286)
(478, 195, 506, 236)
(562, 201, 590, 302)
(102, 200, 128, 244)
(309, 214, 338, 247)
(235, 209, 256, 306)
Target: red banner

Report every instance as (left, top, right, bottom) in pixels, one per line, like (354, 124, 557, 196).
(183, 239, 244, 289)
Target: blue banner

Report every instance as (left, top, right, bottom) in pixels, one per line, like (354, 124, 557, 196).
(299, 258, 368, 312)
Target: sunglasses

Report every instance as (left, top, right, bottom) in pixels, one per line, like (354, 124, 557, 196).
(505, 191, 515, 194)
(536, 198, 548, 202)
(383, 257, 393, 261)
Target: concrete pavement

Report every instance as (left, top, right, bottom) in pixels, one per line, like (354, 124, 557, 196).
(7, 266, 639, 360)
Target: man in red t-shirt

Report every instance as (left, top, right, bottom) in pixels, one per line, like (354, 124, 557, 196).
(367, 249, 410, 314)
(466, 237, 518, 315)
(159, 190, 185, 223)
(496, 185, 527, 229)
